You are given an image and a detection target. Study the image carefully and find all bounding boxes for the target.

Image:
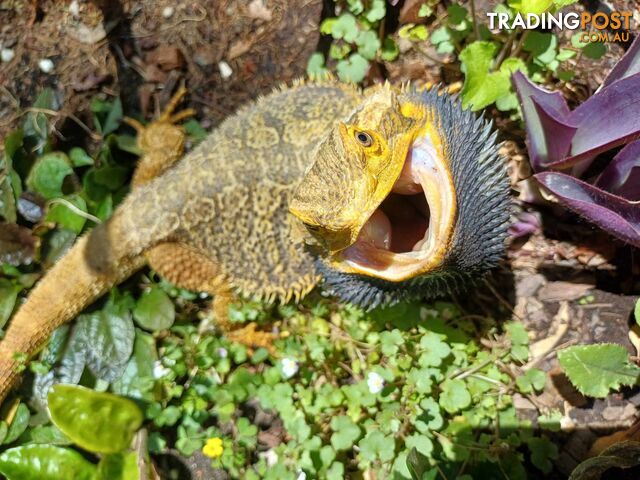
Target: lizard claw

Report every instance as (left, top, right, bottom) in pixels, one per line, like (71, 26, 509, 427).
(224, 322, 278, 357)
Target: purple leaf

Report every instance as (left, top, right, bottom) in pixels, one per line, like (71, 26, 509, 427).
(601, 34, 640, 88)
(595, 140, 640, 201)
(561, 72, 640, 173)
(512, 71, 575, 171)
(536, 171, 640, 247)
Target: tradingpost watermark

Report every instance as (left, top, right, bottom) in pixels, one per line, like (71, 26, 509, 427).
(487, 11, 634, 43)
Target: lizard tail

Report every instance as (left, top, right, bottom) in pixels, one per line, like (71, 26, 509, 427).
(0, 199, 158, 403)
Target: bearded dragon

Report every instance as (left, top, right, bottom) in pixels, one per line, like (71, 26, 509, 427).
(0, 80, 509, 402)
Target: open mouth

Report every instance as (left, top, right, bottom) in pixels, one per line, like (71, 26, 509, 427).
(336, 129, 457, 282)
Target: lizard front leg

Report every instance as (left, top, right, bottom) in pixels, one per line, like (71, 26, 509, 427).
(125, 86, 196, 187)
(144, 243, 277, 354)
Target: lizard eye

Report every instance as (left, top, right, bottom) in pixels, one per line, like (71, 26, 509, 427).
(305, 223, 321, 232)
(355, 131, 373, 147)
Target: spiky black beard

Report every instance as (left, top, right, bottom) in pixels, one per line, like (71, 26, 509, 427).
(317, 87, 511, 310)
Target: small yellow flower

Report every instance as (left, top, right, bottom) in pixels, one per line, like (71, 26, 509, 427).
(202, 437, 224, 459)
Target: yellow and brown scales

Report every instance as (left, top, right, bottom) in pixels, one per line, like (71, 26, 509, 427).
(0, 80, 509, 402)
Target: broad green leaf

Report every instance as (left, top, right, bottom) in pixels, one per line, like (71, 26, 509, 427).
(558, 344, 640, 397)
(48, 384, 143, 453)
(3, 404, 30, 445)
(96, 452, 140, 480)
(0, 444, 96, 480)
(635, 298, 640, 327)
(75, 299, 135, 382)
(26, 152, 74, 200)
(23, 89, 57, 154)
(112, 330, 157, 401)
(439, 379, 471, 413)
(330, 415, 361, 450)
(133, 287, 175, 331)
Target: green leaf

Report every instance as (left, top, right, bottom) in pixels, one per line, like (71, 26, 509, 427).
(358, 430, 395, 463)
(583, 42, 607, 60)
(508, 0, 553, 15)
(380, 37, 399, 62)
(405, 434, 433, 458)
(558, 344, 640, 398)
(0, 130, 22, 223)
(460, 41, 511, 111)
(516, 368, 547, 393)
(356, 30, 381, 60)
(68, 147, 94, 167)
(336, 53, 369, 83)
(331, 14, 359, 43)
(0, 445, 96, 480)
(26, 152, 74, 200)
(3, 404, 30, 445)
(74, 298, 136, 382)
(365, 0, 385, 23)
(528, 436, 558, 473)
(330, 415, 361, 451)
(419, 332, 452, 366)
(406, 447, 431, 480)
(96, 452, 140, 480)
(447, 4, 468, 24)
(91, 97, 123, 136)
(48, 384, 143, 453)
(635, 298, 640, 327)
(112, 330, 157, 400)
(133, 286, 175, 331)
(0, 279, 21, 329)
(46, 194, 88, 234)
(439, 379, 471, 413)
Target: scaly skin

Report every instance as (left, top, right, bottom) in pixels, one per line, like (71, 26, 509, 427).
(0, 81, 363, 403)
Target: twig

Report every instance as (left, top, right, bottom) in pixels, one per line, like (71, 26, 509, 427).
(48, 198, 102, 224)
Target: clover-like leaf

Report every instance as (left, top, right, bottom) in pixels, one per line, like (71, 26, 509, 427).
(48, 384, 143, 453)
(558, 344, 640, 398)
(439, 379, 471, 413)
(330, 415, 361, 451)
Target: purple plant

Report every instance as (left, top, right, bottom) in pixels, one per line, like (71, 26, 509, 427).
(512, 36, 640, 247)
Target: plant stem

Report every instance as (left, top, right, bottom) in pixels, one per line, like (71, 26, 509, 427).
(469, 0, 480, 40)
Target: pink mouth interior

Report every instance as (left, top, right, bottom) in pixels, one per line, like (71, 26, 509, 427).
(349, 151, 430, 254)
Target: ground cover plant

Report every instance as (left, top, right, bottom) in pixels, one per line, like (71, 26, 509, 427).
(0, 0, 639, 479)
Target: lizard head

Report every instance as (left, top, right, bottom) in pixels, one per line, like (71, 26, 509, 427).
(290, 84, 509, 307)
(289, 84, 422, 254)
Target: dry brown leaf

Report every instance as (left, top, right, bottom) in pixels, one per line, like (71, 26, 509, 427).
(538, 281, 593, 303)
